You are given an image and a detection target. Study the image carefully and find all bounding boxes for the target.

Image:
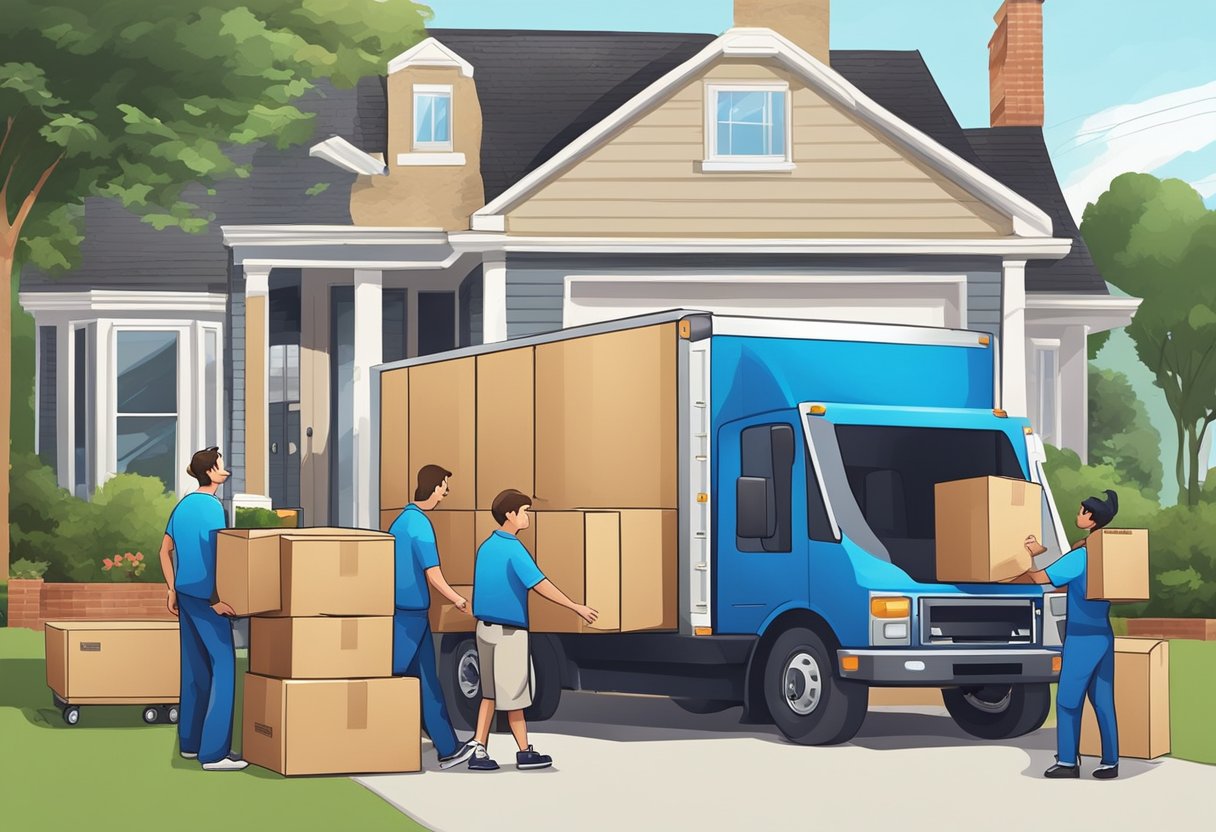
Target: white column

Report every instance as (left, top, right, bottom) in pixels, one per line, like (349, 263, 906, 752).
(1000, 259, 1028, 416)
(1059, 324, 1089, 462)
(482, 251, 508, 343)
(242, 265, 272, 502)
(93, 320, 110, 493)
(353, 269, 383, 529)
(56, 323, 72, 491)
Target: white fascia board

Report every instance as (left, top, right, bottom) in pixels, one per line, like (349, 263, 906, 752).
(1025, 293, 1142, 331)
(17, 290, 227, 314)
(221, 225, 449, 247)
(387, 37, 474, 77)
(472, 27, 1054, 238)
(309, 136, 388, 176)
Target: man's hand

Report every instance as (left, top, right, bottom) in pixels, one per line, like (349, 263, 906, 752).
(1024, 535, 1047, 556)
(211, 601, 237, 617)
(167, 590, 179, 617)
(574, 604, 599, 625)
(454, 595, 470, 615)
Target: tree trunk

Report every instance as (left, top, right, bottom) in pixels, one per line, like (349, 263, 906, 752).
(1185, 422, 1201, 505)
(1, 242, 12, 585)
(1174, 417, 1187, 506)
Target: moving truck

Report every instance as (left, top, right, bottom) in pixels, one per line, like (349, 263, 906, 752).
(372, 311, 1071, 746)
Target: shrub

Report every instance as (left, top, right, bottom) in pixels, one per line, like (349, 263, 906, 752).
(234, 507, 286, 529)
(9, 558, 49, 579)
(1087, 365, 1163, 500)
(1043, 445, 1159, 546)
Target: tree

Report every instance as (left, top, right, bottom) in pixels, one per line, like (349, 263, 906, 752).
(1080, 173, 1216, 505)
(1087, 365, 1163, 500)
(1, 1, 431, 580)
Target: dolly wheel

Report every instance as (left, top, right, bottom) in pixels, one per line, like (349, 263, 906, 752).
(143, 707, 159, 724)
(63, 706, 80, 726)
(165, 706, 179, 725)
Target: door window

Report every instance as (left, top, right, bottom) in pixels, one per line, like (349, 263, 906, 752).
(737, 423, 794, 553)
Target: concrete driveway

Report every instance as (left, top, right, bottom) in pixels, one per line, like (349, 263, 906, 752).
(357, 693, 1215, 831)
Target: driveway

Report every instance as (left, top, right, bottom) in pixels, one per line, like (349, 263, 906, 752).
(357, 693, 1215, 831)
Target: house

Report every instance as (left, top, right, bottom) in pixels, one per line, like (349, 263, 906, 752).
(19, 0, 1139, 529)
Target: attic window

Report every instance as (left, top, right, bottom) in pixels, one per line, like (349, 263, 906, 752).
(703, 83, 794, 172)
(413, 85, 452, 151)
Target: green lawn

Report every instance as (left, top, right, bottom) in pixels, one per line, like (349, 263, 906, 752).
(1169, 640, 1216, 764)
(0, 628, 425, 830)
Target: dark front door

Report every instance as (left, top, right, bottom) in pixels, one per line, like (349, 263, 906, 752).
(418, 291, 455, 356)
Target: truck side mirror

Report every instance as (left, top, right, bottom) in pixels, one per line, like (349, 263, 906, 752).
(737, 476, 775, 539)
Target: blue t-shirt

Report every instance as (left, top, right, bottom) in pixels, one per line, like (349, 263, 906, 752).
(473, 530, 545, 629)
(164, 492, 226, 600)
(389, 504, 441, 610)
(1045, 544, 1112, 636)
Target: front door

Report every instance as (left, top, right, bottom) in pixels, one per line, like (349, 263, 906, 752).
(268, 280, 302, 512)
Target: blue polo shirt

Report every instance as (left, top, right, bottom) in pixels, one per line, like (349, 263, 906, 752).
(389, 504, 441, 611)
(473, 530, 545, 629)
(1045, 543, 1112, 636)
(165, 492, 226, 600)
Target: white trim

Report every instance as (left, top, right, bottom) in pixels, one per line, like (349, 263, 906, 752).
(482, 252, 507, 343)
(308, 136, 388, 176)
(699, 160, 796, 172)
(18, 290, 226, 314)
(396, 152, 466, 166)
(472, 28, 1054, 237)
(221, 226, 448, 247)
(387, 37, 474, 77)
(1000, 259, 1028, 417)
(1025, 294, 1142, 311)
(237, 251, 466, 271)
(352, 269, 383, 529)
(704, 82, 792, 167)
(472, 215, 505, 233)
(1029, 337, 1062, 448)
(709, 315, 990, 348)
(412, 84, 454, 152)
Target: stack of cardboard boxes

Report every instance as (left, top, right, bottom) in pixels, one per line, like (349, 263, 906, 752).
(217, 528, 421, 776)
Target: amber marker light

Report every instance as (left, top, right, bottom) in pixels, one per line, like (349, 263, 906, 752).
(1052, 655, 1063, 673)
(679, 320, 692, 339)
(978, 335, 991, 346)
(808, 404, 827, 416)
(870, 596, 911, 618)
(840, 656, 860, 672)
(993, 408, 1008, 418)
(694, 627, 713, 636)
(1024, 426, 1034, 435)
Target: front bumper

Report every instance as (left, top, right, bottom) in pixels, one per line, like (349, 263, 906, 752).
(838, 648, 1061, 685)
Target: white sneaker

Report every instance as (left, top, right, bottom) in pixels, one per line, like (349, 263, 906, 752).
(202, 757, 249, 771)
(180, 751, 198, 760)
(438, 739, 479, 770)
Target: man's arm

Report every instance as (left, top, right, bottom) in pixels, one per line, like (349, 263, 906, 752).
(425, 567, 468, 611)
(159, 534, 178, 616)
(532, 580, 598, 625)
(1006, 569, 1053, 585)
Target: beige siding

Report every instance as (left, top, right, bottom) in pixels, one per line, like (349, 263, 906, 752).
(506, 60, 1011, 238)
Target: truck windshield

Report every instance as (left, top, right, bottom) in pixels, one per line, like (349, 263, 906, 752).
(833, 424, 1025, 583)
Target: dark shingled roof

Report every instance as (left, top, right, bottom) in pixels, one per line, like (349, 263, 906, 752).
(964, 127, 1105, 293)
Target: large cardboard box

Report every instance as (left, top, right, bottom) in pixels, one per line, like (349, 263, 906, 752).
(529, 510, 677, 633)
(534, 324, 678, 510)
(379, 367, 410, 511)
(934, 476, 1040, 582)
(409, 357, 476, 511)
(242, 674, 421, 776)
(430, 585, 475, 633)
(216, 528, 393, 616)
(1080, 638, 1170, 760)
(263, 535, 394, 617)
(249, 617, 393, 679)
(1086, 528, 1150, 601)
(432, 511, 477, 585)
(477, 347, 535, 509)
(45, 621, 179, 703)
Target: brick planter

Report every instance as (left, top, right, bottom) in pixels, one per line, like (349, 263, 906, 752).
(8, 580, 174, 631)
(1126, 618, 1216, 641)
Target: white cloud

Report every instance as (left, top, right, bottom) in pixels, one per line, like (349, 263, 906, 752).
(1058, 81, 1216, 220)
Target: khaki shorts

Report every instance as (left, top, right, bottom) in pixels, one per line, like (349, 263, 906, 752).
(476, 621, 534, 711)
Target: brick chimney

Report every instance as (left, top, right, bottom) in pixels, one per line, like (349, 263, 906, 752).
(989, 0, 1045, 126)
(735, 0, 830, 65)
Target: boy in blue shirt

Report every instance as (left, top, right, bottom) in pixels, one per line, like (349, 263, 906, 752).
(388, 464, 478, 770)
(1016, 489, 1121, 780)
(158, 447, 246, 771)
(467, 489, 598, 772)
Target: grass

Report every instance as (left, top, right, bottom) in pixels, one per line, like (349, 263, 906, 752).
(1169, 640, 1216, 764)
(0, 628, 426, 831)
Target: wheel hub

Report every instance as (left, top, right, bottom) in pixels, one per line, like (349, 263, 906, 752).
(783, 651, 822, 715)
(962, 685, 1013, 714)
(457, 649, 481, 700)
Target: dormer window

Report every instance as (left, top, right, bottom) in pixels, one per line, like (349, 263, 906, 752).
(413, 85, 453, 151)
(702, 83, 794, 172)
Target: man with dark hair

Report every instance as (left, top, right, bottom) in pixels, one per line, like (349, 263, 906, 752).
(1017, 489, 1121, 779)
(466, 489, 598, 771)
(158, 447, 247, 771)
(388, 464, 477, 769)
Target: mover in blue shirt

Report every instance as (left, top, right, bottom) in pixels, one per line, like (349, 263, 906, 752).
(388, 464, 479, 770)
(157, 447, 246, 771)
(1015, 489, 1121, 780)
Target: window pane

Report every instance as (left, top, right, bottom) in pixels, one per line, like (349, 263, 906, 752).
(433, 95, 451, 143)
(1039, 350, 1057, 443)
(770, 92, 786, 155)
(729, 91, 767, 124)
(204, 329, 217, 447)
(117, 331, 177, 414)
(117, 415, 176, 493)
(716, 120, 731, 155)
(717, 90, 731, 122)
(286, 344, 300, 404)
(414, 94, 434, 144)
(268, 344, 285, 404)
(730, 123, 767, 156)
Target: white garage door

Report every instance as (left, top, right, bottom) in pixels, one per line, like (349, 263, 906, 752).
(563, 276, 965, 329)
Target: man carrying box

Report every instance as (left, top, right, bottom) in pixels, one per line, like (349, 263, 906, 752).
(389, 464, 478, 770)
(158, 447, 248, 771)
(467, 489, 598, 772)
(1014, 489, 1121, 780)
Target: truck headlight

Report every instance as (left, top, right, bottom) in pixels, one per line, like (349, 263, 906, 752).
(870, 595, 912, 646)
(871, 596, 911, 618)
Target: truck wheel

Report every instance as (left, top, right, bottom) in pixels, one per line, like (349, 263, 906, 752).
(523, 636, 562, 723)
(672, 698, 736, 715)
(439, 637, 482, 732)
(942, 683, 1051, 740)
(63, 706, 80, 726)
(763, 627, 869, 746)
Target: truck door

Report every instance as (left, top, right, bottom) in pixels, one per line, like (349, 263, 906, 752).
(716, 418, 809, 634)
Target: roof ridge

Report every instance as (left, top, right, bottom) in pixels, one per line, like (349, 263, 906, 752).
(427, 27, 716, 38)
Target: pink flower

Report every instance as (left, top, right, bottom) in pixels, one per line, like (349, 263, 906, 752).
(103, 558, 113, 570)
(134, 552, 144, 561)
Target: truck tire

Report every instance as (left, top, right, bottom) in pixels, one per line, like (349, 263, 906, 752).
(439, 636, 483, 732)
(763, 627, 869, 745)
(523, 635, 562, 723)
(672, 698, 737, 715)
(942, 683, 1051, 740)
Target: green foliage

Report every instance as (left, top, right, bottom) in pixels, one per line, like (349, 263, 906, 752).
(304, 182, 330, 196)
(1087, 365, 1163, 499)
(8, 452, 174, 582)
(1043, 445, 1159, 548)
(9, 558, 49, 579)
(1087, 330, 1111, 361)
(234, 506, 285, 529)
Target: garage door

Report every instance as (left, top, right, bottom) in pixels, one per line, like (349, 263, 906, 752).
(562, 277, 965, 329)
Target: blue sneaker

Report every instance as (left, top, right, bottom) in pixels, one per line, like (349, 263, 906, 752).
(467, 743, 499, 771)
(515, 745, 552, 770)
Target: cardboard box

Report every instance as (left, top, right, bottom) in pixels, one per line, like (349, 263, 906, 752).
(409, 357, 476, 511)
(934, 476, 1040, 582)
(45, 621, 179, 703)
(379, 367, 410, 511)
(430, 585, 475, 633)
(1086, 528, 1150, 601)
(528, 510, 677, 633)
(534, 324, 678, 510)
(242, 674, 421, 776)
(477, 347, 535, 509)
(249, 617, 393, 679)
(263, 535, 395, 617)
(1080, 638, 1170, 760)
(216, 527, 393, 616)
(432, 511, 477, 585)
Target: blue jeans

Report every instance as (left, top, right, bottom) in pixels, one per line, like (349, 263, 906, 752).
(393, 609, 459, 758)
(177, 593, 236, 764)
(1056, 632, 1118, 766)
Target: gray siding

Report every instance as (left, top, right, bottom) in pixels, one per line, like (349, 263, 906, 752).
(966, 269, 1002, 338)
(37, 326, 57, 470)
(226, 264, 246, 498)
(459, 266, 484, 347)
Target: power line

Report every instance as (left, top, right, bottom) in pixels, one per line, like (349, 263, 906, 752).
(1070, 96, 1216, 140)
(1053, 109, 1216, 157)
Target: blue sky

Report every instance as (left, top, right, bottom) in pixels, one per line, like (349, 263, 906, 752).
(427, 0, 1216, 215)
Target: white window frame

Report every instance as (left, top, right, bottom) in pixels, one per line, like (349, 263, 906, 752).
(1030, 337, 1062, 447)
(198, 323, 224, 450)
(703, 82, 794, 172)
(412, 84, 453, 152)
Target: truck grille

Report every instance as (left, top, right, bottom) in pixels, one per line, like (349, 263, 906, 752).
(920, 598, 1035, 646)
